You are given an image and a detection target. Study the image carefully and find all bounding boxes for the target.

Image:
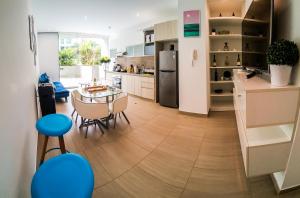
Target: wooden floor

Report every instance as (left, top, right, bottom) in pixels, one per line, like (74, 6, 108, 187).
(40, 96, 300, 198)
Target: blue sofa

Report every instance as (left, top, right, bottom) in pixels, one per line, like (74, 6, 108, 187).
(39, 73, 70, 102)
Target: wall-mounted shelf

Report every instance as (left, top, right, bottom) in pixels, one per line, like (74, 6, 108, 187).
(243, 51, 265, 55)
(210, 66, 242, 69)
(209, 34, 242, 39)
(209, 17, 243, 24)
(209, 34, 268, 40)
(210, 80, 233, 84)
(210, 51, 242, 54)
(244, 18, 269, 24)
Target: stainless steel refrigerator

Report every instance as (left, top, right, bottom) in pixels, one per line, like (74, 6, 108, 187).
(159, 51, 178, 108)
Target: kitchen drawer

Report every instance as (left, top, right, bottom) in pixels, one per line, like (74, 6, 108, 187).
(141, 77, 154, 84)
(141, 87, 154, 100)
(247, 141, 291, 177)
(141, 81, 154, 89)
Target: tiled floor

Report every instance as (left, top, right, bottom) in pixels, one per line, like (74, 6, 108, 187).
(39, 96, 300, 197)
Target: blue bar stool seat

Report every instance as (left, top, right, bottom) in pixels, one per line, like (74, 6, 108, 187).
(31, 153, 94, 198)
(36, 114, 72, 165)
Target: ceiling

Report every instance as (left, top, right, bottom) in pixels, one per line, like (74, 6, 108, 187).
(32, 0, 178, 36)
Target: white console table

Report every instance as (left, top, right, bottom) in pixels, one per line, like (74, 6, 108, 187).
(233, 70, 300, 177)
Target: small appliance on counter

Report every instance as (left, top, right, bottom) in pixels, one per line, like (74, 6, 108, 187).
(113, 64, 122, 72)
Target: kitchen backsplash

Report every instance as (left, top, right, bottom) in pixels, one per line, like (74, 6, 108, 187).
(116, 56, 154, 69)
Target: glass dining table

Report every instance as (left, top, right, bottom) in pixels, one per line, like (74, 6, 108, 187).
(77, 86, 123, 103)
(77, 86, 123, 129)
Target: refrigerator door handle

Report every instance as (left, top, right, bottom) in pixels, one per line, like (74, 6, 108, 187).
(160, 70, 175, 72)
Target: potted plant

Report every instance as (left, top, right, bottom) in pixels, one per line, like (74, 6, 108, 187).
(266, 39, 299, 86)
(100, 56, 111, 80)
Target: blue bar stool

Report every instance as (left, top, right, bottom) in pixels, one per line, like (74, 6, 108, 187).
(36, 114, 72, 165)
(31, 153, 94, 198)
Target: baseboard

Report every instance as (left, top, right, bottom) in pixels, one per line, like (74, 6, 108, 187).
(179, 110, 208, 117)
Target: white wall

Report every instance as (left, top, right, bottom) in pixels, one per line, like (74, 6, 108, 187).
(38, 32, 60, 81)
(272, 0, 300, 190)
(178, 0, 210, 115)
(109, 16, 177, 52)
(0, 0, 38, 197)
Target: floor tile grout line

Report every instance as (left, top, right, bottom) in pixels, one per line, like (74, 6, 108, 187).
(178, 125, 209, 198)
(93, 122, 183, 192)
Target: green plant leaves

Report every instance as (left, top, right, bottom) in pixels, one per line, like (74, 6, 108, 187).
(59, 48, 76, 66)
(266, 39, 299, 66)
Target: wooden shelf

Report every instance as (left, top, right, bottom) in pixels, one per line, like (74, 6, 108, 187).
(209, 17, 243, 24)
(209, 34, 242, 39)
(243, 51, 265, 55)
(210, 51, 242, 54)
(210, 80, 233, 84)
(209, 34, 268, 40)
(247, 125, 292, 147)
(210, 66, 242, 69)
(244, 18, 269, 24)
(211, 92, 233, 97)
(243, 35, 268, 40)
(210, 100, 234, 111)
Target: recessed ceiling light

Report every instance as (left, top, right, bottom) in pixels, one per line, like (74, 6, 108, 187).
(136, 12, 140, 17)
(84, 16, 88, 21)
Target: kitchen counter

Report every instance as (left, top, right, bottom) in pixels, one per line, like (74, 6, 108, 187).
(106, 70, 155, 78)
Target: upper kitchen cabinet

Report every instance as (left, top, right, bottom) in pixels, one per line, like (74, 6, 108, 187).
(154, 20, 178, 41)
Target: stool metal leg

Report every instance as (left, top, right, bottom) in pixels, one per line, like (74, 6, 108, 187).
(58, 136, 66, 154)
(40, 136, 49, 165)
(71, 109, 76, 117)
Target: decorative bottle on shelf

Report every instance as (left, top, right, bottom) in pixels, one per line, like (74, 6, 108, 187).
(232, 12, 235, 17)
(225, 56, 230, 66)
(224, 42, 229, 51)
(212, 28, 216, 36)
(236, 54, 241, 66)
(213, 54, 217, 67)
(214, 70, 218, 81)
(219, 13, 222, 17)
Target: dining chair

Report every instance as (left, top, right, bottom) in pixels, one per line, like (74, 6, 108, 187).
(71, 90, 81, 122)
(74, 98, 110, 138)
(110, 94, 130, 128)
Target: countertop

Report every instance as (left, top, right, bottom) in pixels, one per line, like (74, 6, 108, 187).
(106, 70, 155, 78)
(233, 69, 300, 92)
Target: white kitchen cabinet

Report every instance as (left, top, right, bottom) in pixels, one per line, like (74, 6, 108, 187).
(141, 77, 155, 100)
(122, 75, 135, 94)
(134, 76, 142, 97)
(154, 20, 178, 41)
(121, 74, 155, 100)
(233, 69, 300, 177)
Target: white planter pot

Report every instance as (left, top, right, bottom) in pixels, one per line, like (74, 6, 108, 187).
(270, 64, 292, 87)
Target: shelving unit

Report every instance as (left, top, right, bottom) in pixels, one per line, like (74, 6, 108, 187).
(143, 28, 155, 56)
(208, 5, 243, 112)
(233, 70, 300, 177)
